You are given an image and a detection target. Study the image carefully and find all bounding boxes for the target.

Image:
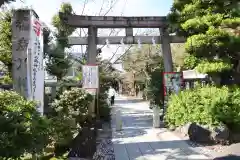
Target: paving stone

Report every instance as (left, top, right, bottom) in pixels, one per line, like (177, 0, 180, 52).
(111, 96, 210, 160)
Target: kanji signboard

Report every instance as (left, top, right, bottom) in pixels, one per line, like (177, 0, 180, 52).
(82, 65, 99, 89)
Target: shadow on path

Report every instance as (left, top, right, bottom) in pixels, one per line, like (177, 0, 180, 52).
(114, 140, 211, 160)
(213, 155, 240, 160)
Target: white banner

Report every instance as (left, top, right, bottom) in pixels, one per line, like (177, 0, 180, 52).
(82, 65, 99, 89)
(28, 12, 44, 115)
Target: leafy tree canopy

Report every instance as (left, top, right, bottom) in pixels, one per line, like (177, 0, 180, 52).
(0, 10, 12, 75)
(122, 44, 164, 101)
(52, 2, 75, 49)
(169, 0, 240, 74)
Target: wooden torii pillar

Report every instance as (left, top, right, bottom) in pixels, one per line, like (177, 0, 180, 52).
(59, 14, 186, 126)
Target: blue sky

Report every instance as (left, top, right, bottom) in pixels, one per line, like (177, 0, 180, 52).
(9, 0, 173, 66)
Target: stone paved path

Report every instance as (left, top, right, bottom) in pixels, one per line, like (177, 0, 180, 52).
(111, 96, 210, 160)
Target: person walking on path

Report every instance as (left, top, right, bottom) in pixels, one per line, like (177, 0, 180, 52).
(108, 86, 116, 106)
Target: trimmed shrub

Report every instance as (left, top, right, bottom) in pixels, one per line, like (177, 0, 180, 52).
(98, 92, 111, 122)
(213, 86, 240, 131)
(51, 87, 93, 126)
(165, 85, 240, 130)
(50, 87, 93, 153)
(0, 91, 50, 159)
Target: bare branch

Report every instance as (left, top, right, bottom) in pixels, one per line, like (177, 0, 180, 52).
(71, 0, 128, 59)
(97, 0, 105, 16)
(102, 0, 119, 16)
(104, 44, 133, 71)
(98, 0, 128, 49)
(107, 45, 121, 62)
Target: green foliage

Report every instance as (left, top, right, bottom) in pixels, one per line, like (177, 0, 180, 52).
(0, 10, 12, 75)
(51, 87, 93, 126)
(50, 88, 93, 148)
(122, 44, 172, 105)
(52, 2, 75, 48)
(181, 14, 223, 34)
(49, 115, 77, 147)
(98, 92, 111, 122)
(221, 17, 240, 29)
(195, 60, 232, 73)
(0, 74, 12, 84)
(43, 27, 52, 57)
(122, 43, 186, 93)
(169, 0, 240, 74)
(122, 45, 161, 95)
(45, 46, 72, 80)
(165, 85, 240, 130)
(97, 58, 118, 121)
(0, 91, 50, 159)
(183, 55, 199, 69)
(215, 86, 240, 130)
(144, 56, 164, 106)
(185, 28, 231, 58)
(45, 2, 76, 81)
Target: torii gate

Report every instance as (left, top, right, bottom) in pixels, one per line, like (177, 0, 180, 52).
(59, 13, 186, 126)
(59, 14, 185, 71)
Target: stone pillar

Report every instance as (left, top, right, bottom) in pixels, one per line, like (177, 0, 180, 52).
(153, 107, 160, 128)
(12, 10, 31, 98)
(118, 81, 122, 94)
(159, 28, 173, 72)
(87, 26, 97, 64)
(116, 109, 122, 131)
(159, 28, 174, 127)
(87, 26, 98, 117)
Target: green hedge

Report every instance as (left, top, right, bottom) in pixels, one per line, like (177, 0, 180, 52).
(0, 91, 51, 159)
(0, 88, 94, 159)
(165, 85, 240, 130)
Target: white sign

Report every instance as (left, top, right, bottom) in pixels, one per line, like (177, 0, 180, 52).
(28, 12, 44, 115)
(82, 65, 99, 89)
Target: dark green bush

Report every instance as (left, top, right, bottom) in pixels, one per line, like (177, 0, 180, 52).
(0, 75, 12, 84)
(165, 85, 240, 130)
(144, 68, 164, 107)
(98, 92, 111, 122)
(212, 86, 240, 131)
(0, 91, 50, 159)
(97, 70, 114, 122)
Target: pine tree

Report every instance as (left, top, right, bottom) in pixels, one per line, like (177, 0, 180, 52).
(45, 2, 76, 81)
(168, 0, 240, 83)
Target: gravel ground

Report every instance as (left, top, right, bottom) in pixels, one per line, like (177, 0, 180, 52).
(92, 139, 115, 160)
(92, 121, 115, 160)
